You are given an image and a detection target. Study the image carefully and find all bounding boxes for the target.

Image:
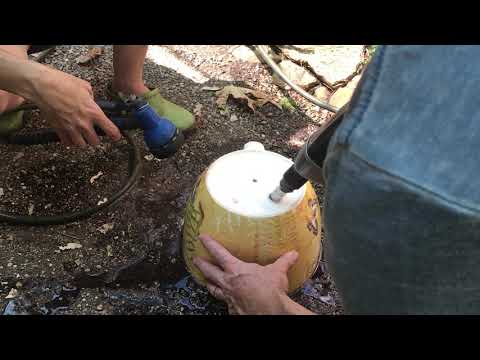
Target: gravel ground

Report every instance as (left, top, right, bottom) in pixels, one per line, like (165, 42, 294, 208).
(0, 45, 342, 315)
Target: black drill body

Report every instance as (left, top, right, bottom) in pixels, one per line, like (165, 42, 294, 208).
(271, 107, 347, 200)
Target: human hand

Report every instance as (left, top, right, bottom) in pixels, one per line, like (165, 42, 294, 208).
(32, 67, 121, 146)
(193, 234, 302, 315)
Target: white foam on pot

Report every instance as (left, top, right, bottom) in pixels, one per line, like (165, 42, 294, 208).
(206, 148, 306, 218)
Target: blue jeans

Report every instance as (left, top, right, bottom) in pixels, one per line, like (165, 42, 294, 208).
(323, 45, 480, 314)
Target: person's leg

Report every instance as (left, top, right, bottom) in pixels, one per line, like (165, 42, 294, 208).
(111, 45, 149, 96)
(111, 45, 195, 131)
(0, 45, 29, 113)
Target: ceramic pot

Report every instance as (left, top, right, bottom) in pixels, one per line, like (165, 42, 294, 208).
(182, 142, 322, 293)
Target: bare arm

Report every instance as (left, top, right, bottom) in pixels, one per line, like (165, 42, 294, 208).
(0, 49, 121, 146)
(0, 48, 47, 100)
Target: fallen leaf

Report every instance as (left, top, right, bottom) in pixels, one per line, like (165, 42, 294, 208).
(59, 243, 83, 251)
(0, 188, 3, 197)
(76, 46, 103, 65)
(5, 288, 18, 299)
(201, 86, 222, 91)
(98, 223, 114, 234)
(230, 114, 239, 122)
(28, 204, 34, 215)
(144, 154, 154, 161)
(89, 171, 104, 184)
(106, 245, 113, 257)
(215, 85, 281, 112)
(97, 198, 108, 206)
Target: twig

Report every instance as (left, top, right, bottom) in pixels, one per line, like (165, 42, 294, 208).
(278, 45, 367, 91)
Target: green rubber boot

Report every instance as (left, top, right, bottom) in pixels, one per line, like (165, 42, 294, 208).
(0, 109, 24, 137)
(108, 86, 195, 132)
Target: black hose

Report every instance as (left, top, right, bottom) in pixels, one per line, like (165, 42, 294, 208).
(0, 130, 142, 225)
(0, 46, 143, 225)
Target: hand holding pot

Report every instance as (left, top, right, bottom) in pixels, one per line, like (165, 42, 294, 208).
(193, 234, 315, 315)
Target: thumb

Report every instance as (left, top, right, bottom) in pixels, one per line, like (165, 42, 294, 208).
(271, 251, 299, 273)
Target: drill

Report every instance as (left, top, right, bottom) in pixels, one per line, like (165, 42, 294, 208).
(269, 106, 347, 202)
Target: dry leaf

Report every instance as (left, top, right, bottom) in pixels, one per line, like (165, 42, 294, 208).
(76, 46, 103, 65)
(90, 171, 103, 184)
(97, 198, 108, 206)
(98, 223, 114, 234)
(215, 85, 281, 112)
(0, 188, 3, 197)
(59, 243, 83, 251)
(5, 288, 18, 299)
(106, 245, 113, 257)
(28, 204, 34, 215)
(144, 154, 154, 161)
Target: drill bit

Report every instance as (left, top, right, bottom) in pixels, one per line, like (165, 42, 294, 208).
(269, 186, 286, 203)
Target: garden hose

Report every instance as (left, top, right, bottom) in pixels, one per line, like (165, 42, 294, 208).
(254, 45, 339, 113)
(0, 127, 142, 226)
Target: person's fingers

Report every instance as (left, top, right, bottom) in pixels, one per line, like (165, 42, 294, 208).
(91, 104, 122, 142)
(271, 251, 299, 273)
(198, 234, 238, 269)
(67, 127, 88, 147)
(193, 256, 226, 287)
(55, 129, 72, 146)
(206, 282, 227, 302)
(79, 122, 100, 146)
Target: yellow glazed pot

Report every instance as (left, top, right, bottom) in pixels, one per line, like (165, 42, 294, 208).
(182, 142, 322, 293)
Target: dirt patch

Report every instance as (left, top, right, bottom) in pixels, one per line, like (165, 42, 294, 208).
(0, 45, 342, 315)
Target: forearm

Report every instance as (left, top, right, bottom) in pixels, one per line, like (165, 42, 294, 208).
(0, 48, 48, 101)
